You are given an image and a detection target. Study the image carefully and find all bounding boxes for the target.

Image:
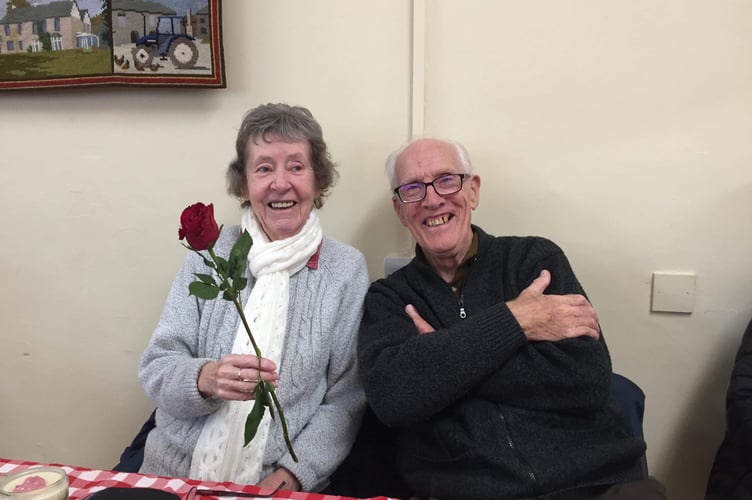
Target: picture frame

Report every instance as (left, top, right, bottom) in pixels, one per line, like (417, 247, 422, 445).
(0, 0, 225, 90)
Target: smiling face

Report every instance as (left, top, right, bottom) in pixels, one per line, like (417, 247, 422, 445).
(244, 136, 320, 241)
(393, 139, 480, 267)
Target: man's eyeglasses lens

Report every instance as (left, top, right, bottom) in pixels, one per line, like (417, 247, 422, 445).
(395, 174, 468, 203)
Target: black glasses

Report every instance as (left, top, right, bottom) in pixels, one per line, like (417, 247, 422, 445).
(393, 173, 470, 203)
(185, 481, 285, 499)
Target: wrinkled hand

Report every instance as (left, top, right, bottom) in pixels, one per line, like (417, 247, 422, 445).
(405, 304, 435, 334)
(507, 270, 600, 341)
(197, 353, 279, 401)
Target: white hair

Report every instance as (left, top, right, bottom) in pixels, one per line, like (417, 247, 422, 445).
(384, 137, 473, 190)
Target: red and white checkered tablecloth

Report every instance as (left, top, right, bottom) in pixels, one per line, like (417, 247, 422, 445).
(0, 458, 396, 500)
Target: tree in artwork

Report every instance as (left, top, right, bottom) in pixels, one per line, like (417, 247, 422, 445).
(6, 0, 30, 11)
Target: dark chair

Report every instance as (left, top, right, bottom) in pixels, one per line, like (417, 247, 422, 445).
(610, 373, 649, 477)
(113, 410, 156, 472)
(322, 406, 410, 498)
(610, 373, 646, 441)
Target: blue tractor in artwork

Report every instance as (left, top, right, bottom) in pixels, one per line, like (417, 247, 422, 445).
(132, 16, 198, 70)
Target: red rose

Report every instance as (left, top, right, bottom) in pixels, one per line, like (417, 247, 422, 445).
(178, 202, 220, 250)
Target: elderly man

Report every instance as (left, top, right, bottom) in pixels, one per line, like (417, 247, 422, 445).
(358, 138, 664, 500)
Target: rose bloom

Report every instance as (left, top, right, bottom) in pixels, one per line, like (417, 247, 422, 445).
(179, 202, 221, 250)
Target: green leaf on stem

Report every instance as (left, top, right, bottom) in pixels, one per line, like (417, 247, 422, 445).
(194, 273, 217, 286)
(214, 255, 229, 275)
(233, 277, 248, 291)
(244, 385, 267, 445)
(188, 282, 220, 300)
(228, 231, 252, 279)
(222, 289, 237, 301)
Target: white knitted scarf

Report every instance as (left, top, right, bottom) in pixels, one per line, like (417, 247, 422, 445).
(189, 208, 323, 483)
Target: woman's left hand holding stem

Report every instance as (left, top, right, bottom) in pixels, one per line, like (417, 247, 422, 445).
(198, 353, 279, 401)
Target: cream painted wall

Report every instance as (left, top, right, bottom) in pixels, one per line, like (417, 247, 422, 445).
(1, 1, 750, 499)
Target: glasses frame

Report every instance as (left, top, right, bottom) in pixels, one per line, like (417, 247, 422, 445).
(393, 173, 470, 204)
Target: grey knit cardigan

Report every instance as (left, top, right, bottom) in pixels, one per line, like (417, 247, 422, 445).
(138, 226, 369, 492)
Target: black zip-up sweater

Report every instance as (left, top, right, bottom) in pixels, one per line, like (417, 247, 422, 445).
(358, 226, 646, 500)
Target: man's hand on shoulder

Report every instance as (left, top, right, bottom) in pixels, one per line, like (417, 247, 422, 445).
(507, 270, 600, 341)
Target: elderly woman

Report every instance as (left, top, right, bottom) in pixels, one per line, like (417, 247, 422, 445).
(138, 103, 369, 493)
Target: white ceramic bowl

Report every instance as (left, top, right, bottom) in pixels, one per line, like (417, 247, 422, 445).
(0, 466, 69, 500)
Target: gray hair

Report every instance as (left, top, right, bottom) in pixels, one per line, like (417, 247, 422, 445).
(384, 137, 473, 190)
(226, 103, 338, 209)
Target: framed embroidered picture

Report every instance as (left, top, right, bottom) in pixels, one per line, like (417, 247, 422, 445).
(0, 0, 225, 90)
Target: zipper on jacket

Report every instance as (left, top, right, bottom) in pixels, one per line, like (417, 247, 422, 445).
(499, 410, 537, 483)
(458, 292, 467, 319)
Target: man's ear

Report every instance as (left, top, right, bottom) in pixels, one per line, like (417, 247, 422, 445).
(468, 174, 481, 210)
